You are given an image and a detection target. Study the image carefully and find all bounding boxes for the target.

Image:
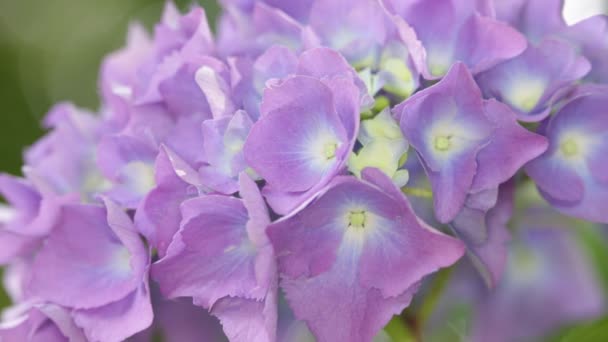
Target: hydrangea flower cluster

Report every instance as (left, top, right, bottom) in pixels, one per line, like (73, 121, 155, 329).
(1, 0, 607, 341)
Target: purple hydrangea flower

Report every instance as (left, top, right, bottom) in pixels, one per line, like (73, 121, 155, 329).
(306, 0, 392, 68)
(395, 63, 548, 223)
(425, 223, 604, 342)
(96, 135, 157, 209)
(23, 103, 110, 200)
(130, 286, 226, 342)
(472, 226, 604, 342)
(558, 15, 608, 84)
(101, 2, 215, 128)
(308, 0, 421, 98)
(218, 2, 314, 57)
(134, 146, 205, 257)
(99, 23, 152, 128)
(152, 174, 277, 342)
(199, 110, 255, 194)
(384, 0, 527, 79)
(449, 180, 514, 287)
(268, 169, 464, 341)
(0, 174, 63, 264)
(395, 63, 547, 284)
(477, 38, 591, 122)
(526, 85, 608, 223)
(26, 199, 152, 342)
(0, 303, 86, 342)
(497, 0, 608, 85)
(244, 47, 362, 215)
(219, 0, 314, 22)
(495, 0, 566, 43)
(235, 45, 299, 120)
(3, 0, 608, 340)
(133, 3, 215, 108)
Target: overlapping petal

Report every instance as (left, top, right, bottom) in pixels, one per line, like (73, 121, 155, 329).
(268, 170, 464, 341)
(526, 85, 608, 223)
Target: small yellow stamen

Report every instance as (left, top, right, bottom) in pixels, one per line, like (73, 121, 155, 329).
(560, 138, 579, 157)
(434, 136, 451, 151)
(348, 211, 367, 229)
(324, 142, 338, 159)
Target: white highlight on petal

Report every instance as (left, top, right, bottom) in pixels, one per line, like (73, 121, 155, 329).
(122, 161, 156, 196)
(223, 245, 237, 253)
(82, 168, 112, 197)
(305, 127, 342, 172)
(0, 310, 29, 330)
(196, 66, 230, 118)
(426, 48, 453, 77)
(426, 117, 482, 161)
(111, 84, 133, 99)
(109, 247, 132, 276)
(0, 205, 16, 224)
(557, 130, 595, 162)
(505, 77, 547, 112)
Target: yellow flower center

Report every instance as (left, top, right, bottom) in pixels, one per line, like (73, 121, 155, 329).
(348, 211, 367, 229)
(560, 138, 579, 157)
(434, 135, 451, 151)
(323, 142, 338, 159)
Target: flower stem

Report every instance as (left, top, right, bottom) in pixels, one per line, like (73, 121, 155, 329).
(401, 186, 433, 199)
(418, 266, 455, 326)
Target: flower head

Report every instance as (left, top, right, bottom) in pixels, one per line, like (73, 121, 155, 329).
(526, 85, 608, 223)
(268, 169, 464, 341)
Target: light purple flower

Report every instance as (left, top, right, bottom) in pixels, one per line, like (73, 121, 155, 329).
(23, 103, 110, 201)
(472, 225, 604, 342)
(199, 110, 255, 194)
(383, 0, 526, 79)
(129, 286, 226, 342)
(306, 0, 421, 98)
(99, 23, 152, 129)
(494, 0, 566, 43)
(101, 2, 215, 126)
(152, 174, 277, 342)
(558, 15, 608, 84)
(477, 38, 591, 122)
(96, 135, 157, 209)
(395, 63, 548, 223)
(26, 199, 152, 342)
(526, 85, 608, 223)
(218, 2, 314, 57)
(237, 45, 299, 120)
(134, 146, 204, 257)
(4, 0, 608, 340)
(0, 174, 62, 264)
(219, 0, 314, 22)
(134, 2, 215, 106)
(424, 213, 604, 342)
(449, 180, 514, 287)
(268, 169, 464, 341)
(0, 303, 86, 342)
(307, 0, 388, 67)
(244, 47, 361, 215)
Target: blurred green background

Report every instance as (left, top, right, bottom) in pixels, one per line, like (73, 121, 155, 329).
(0, 0, 219, 310)
(0, 0, 220, 176)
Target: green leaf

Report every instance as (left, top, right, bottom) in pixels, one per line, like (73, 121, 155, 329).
(385, 316, 417, 342)
(0, 268, 10, 310)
